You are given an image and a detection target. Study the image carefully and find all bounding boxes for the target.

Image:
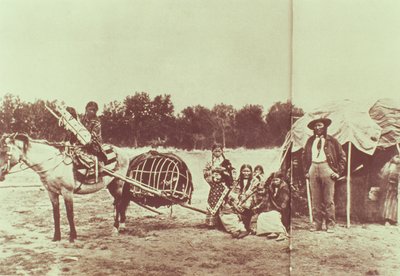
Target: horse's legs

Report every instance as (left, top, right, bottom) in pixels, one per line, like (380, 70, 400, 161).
(114, 200, 120, 230)
(48, 191, 61, 241)
(107, 179, 129, 232)
(63, 191, 77, 242)
(119, 183, 131, 229)
(107, 180, 121, 231)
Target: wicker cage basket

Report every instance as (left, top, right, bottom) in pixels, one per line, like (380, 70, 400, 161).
(127, 150, 193, 208)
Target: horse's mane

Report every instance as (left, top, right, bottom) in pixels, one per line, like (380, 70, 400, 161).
(30, 138, 64, 147)
(2, 133, 64, 153)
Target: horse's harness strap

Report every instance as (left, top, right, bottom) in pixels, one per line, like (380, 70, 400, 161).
(4, 144, 21, 173)
(5, 143, 67, 175)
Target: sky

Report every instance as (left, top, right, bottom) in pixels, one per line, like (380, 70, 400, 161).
(0, 0, 399, 114)
(0, 0, 291, 114)
(292, 0, 400, 110)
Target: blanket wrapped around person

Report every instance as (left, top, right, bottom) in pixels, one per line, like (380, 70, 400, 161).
(247, 172, 289, 241)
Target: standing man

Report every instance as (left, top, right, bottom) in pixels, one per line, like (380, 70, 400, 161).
(302, 118, 346, 233)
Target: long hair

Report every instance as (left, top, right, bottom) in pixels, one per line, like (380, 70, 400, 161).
(238, 164, 253, 192)
(211, 142, 226, 165)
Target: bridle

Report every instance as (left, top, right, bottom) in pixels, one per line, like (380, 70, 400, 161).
(0, 142, 18, 175)
(1, 138, 71, 176)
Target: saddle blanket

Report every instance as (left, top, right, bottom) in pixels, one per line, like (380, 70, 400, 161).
(73, 144, 117, 184)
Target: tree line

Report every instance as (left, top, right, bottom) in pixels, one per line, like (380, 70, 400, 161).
(0, 93, 304, 149)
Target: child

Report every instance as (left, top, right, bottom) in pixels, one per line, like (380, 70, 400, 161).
(253, 165, 265, 183)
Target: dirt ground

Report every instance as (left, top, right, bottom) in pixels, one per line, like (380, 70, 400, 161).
(0, 149, 399, 275)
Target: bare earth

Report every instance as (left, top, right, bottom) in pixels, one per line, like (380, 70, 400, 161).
(0, 149, 399, 275)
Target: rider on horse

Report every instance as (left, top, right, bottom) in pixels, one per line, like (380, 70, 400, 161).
(80, 101, 104, 159)
(60, 101, 106, 183)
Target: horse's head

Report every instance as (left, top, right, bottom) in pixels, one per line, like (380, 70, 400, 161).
(0, 133, 29, 181)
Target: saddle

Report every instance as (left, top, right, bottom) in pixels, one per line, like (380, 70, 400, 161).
(70, 144, 118, 184)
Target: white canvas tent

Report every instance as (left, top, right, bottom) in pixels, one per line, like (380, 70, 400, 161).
(369, 98, 400, 149)
(282, 99, 400, 227)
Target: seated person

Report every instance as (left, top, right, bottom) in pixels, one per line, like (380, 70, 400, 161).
(249, 172, 289, 241)
(235, 164, 262, 231)
(268, 172, 290, 231)
(204, 167, 248, 238)
(81, 101, 104, 159)
(63, 102, 105, 182)
(219, 182, 249, 239)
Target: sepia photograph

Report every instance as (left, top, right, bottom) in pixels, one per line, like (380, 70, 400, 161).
(0, 0, 399, 275)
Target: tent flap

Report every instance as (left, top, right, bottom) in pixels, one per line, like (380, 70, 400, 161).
(369, 98, 400, 148)
(287, 100, 381, 155)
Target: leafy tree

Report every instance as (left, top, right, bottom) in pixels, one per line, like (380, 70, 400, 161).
(235, 104, 267, 148)
(0, 95, 62, 140)
(211, 104, 237, 148)
(124, 92, 152, 147)
(178, 105, 215, 149)
(28, 99, 62, 140)
(265, 101, 304, 147)
(101, 100, 128, 146)
(0, 94, 21, 134)
(0, 93, 306, 150)
(144, 94, 175, 146)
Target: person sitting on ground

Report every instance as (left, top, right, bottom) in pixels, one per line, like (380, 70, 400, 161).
(248, 179, 268, 234)
(249, 172, 289, 241)
(217, 172, 249, 239)
(204, 166, 248, 238)
(267, 172, 290, 231)
(234, 164, 263, 232)
(236, 164, 253, 195)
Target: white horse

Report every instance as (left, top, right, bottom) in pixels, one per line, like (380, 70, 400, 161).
(0, 133, 132, 242)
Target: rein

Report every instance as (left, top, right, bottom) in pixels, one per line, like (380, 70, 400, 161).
(8, 153, 68, 175)
(4, 140, 72, 175)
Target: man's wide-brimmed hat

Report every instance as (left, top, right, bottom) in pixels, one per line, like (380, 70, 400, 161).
(307, 118, 332, 130)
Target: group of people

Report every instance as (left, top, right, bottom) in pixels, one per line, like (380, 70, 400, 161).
(203, 117, 349, 239)
(68, 105, 398, 232)
(203, 143, 290, 241)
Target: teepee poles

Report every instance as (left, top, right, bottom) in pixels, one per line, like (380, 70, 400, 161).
(346, 143, 352, 228)
(306, 178, 313, 223)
